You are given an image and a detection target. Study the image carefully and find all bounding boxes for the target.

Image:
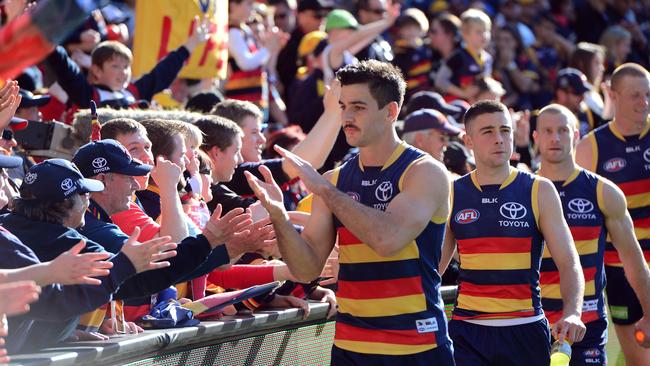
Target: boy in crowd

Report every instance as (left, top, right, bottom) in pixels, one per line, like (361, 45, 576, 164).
(392, 8, 433, 100)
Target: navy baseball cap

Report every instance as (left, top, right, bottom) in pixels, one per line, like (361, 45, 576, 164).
(555, 68, 591, 94)
(403, 109, 462, 136)
(406, 91, 467, 124)
(20, 159, 104, 202)
(18, 89, 50, 109)
(72, 139, 153, 178)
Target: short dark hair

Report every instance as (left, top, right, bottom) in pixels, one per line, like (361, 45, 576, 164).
(610, 63, 650, 92)
(195, 116, 243, 152)
(101, 118, 148, 141)
(91, 41, 133, 67)
(12, 195, 76, 225)
(463, 100, 509, 128)
(139, 119, 184, 160)
(336, 60, 406, 109)
(211, 100, 263, 127)
(432, 12, 461, 36)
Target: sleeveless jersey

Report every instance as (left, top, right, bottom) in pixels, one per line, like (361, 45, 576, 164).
(539, 169, 607, 324)
(586, 122, 650, 266)
(449, 169, 544, 320)
(225, 25, 267, 108)
(332, 143, 449, 355)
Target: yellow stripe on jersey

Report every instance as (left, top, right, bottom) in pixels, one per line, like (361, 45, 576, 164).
(626, 192, 650, 209)
(635, 226, 650, 241)
(596, 179, 607, 216)
(339, 242, 420, 264)
(532, 178, 540, 228)
(542, 280, 596, 299)
(398, 156, 427, 191)
(460, 252, 531, 270)
(457, 293, 532, 313)
(588, 133, 598, 173)
(338, 294, 427, 317)
(334, 340, 435, 356)
(542, 238, 597, 258)
(224, 75, 263, 90)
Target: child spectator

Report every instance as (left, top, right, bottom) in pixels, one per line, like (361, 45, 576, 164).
(600, 25, 632, 75)
(434, 8, 492, 101)
(392, 8, 433, 100)
(570, 42, 611, 119)
(45, 19, 210, 116)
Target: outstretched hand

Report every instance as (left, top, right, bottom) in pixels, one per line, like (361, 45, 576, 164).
(49, 240, 113, 285)
(185, 16, 212, 52)
(203, 205, 253, 249)
(120, 227, 178, 273)
(274, 146, 330, 195)
(0, 281, 40, 317)
(245, 165, 286, 218)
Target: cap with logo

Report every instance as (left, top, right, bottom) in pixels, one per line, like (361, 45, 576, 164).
(402, 109, 462, 136)
(325, 9, 359, 31)
(20, 159, 104, 202)
(555, 68, 591, 94)
(72, 139, 153, 178)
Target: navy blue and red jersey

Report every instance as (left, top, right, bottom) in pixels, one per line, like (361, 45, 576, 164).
(584, 122, 650, 267)
(444, 46, 492, 101)
(540, 169, 607, 325)
(225, 25, 267, 109)
(449, 169, 545, 320)
(332, 142, 450, 355)
(392, 40, 434, 100)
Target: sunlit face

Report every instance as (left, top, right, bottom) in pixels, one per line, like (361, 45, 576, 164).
(590, 53, 605, 83)
(211, 135, 243, 182)
(101, 173, 141, 214)
(169, 134, 187, 173)
(534, 112, 578, 165)
(611, 75, 650, 125)
(93, 56, 131, 91)
(462, 22, 490, 50)
(113, 131, 154, 190)
(69, 192, 90, 228)
(464, 111, 513, 169)
(556, 89, 584, 114)
(417, 129, 450, 161)
(339, 83, 394, 148)
(240, 115, 266, 163)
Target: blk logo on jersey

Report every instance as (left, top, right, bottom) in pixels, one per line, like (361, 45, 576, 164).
(567, 198, 596, 220)
(603, 157, 626, 173)
(455, 209, 480, 224)
(499, 202, 529, 227)
(375, 181, 393, 202)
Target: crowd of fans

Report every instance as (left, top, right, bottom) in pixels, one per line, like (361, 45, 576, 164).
(0, 0, 649, 363)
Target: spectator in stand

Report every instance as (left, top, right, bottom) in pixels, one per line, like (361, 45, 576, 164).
(492, 25, 540, 110)
(530, 12, 571, 106)
(392, 8, 433, 100)
(570, 42, 610, 119)
(468, 76, 506, 103)
(0, 158, 179, 352)
(427, 12, 461, 78)
(269, 0, 296, 34)
(401, 108, 461, 163)
(45, 18, 210, 116)
(276, 0, 332, 103)
(435, 8, 492, 102)
(355, 0, 394, 63)
(600, 25, 633, 75)
(553, 68, 606, 137)
(226, 0, 285, 117)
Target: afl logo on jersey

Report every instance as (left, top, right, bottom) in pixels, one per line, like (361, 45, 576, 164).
(375, 181, 393, 202)
(455, 209, 480, 224)
(603, 158, 626, 173)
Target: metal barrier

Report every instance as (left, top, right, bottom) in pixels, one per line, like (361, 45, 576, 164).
(9, 286, 459, 366)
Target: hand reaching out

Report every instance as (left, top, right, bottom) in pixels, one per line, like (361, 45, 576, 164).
(0, 281, 40, 316)
(245, 165, 286, 218)
(48, 240, 113, 285)
(0, 81, 21, 131)
(203, 205, 253, 249)
(120, 227, 178, 273)
(185, 16, 212, 52)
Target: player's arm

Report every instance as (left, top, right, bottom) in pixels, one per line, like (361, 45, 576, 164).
(439, 223, 457, 275)
(320, 157, 449, 257)
(601, 179, 650, 340)
(575, 133, 595, 171)
(246, 167, 337, 283)
(537, 178, 586, 343)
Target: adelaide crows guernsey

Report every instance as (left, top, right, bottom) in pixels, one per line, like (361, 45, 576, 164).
(332, 142, 450, 355)
(540, 169, 607, 325)
(585, 121, 650, 266)
(449, 168, 544, 320)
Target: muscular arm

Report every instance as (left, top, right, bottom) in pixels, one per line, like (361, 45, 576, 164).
(602, 180, 650, 316)
(270, 192, 337, 282)
(538, 178, 584, 318)
(320, 157, 450, 257)
(575, 133, 596, 171)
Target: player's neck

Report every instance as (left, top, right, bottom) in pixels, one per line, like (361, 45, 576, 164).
(359, 130, 401, 167)
(538, 159, 576, 182)
(474, 162, 512, 186)
(613, 115, 648, 136)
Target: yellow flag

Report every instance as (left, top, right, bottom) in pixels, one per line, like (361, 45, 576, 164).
(132, 0, 228, 80)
